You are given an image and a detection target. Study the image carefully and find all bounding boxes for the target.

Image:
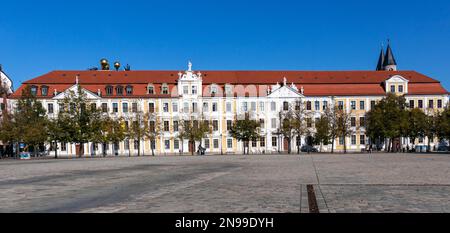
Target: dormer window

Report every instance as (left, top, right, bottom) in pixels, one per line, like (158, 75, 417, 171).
(390, 85, 395, 93)
(147, 85, 155, 94)
(225, 85, 233, 95)
(126, 85, 133, 95)
(41, 86, 49, 96)
(161, 84, 169, 94)
(210, 85, 218, 95)
(398, 85, 404, 93)
(30, 85, 38, 96)
(106, 85, 113, 96)
(116, 86, 124, 96)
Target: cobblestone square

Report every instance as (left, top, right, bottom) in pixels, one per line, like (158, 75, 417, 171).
(0, 153, 449, 213)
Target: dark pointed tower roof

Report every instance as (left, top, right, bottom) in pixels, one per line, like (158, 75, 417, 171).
(383, 41, 397, 66)
(376, 47, 385, 71)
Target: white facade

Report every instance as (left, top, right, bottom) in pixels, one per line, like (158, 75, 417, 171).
(8, 63, 450, 156)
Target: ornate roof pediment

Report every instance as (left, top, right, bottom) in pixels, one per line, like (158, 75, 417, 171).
(385, 75, 409, 83)
(53, 84, 101, 100)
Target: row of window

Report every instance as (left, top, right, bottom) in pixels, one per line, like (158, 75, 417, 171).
(46, 98, 445, 115)
(31, 86, 49, 96)
(409, 99, 443, 109)
(105, 85, 134, 96)
(55, 134, 374, 153)
(339, 135, 367, 146)
(390, 85, 405, 93)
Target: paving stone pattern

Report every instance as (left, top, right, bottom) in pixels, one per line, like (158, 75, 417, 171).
(0, 153, 449, 213)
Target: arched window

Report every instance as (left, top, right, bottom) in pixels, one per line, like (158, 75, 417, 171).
(161, 83, 169, 94)
(147, 84, 155, 95)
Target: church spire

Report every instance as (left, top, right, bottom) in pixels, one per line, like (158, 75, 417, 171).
(376, 45, 385, 71)
(383, 39, 397, 71)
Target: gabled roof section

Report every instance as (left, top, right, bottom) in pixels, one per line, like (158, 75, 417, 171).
(53, 84, 101, 100)
(268, 85, 304, 98)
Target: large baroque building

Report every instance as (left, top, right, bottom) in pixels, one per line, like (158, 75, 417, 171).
(9, 45, 450, 156)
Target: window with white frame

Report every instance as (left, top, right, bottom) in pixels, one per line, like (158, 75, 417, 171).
(174, 140, 180, 150)
(172, 102, 178, 112)
(163, 103, 169, 112)
(351, 135, 357, 145)
(205, 139, 210, 149)
(226, 102, 232, 112)
(165, 140, 170, 150)
(351, 101, 356, 110)
(271, 102, 276, 111)
(271, 118, 277, 129)
(225, 85, 233, 95)
(227, 139, 233, 149)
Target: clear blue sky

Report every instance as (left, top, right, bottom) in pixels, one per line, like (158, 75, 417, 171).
(1, 0, 450, 91)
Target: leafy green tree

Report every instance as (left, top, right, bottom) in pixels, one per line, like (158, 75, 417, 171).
(13, 85, 48, 157)
(324, 105, 339, 153)
(47, 117, 71, 159)
(366, 93, 408, 152)
(179, 115, 211, 156)
(280, 110, 296, 154)
(424, 111, 439, 152)
(406, 108, 427, 150)
(291, 100, 309, 154)
(146, 112, 162, 157)
(230, 113, 260, 155)
(437, 107, 450, 144)
(126, 110, 150, 157)
(315, 115, 331, 152)
(58, 85, 101, 157)
(0, 112, 16, 158)
(336, 108, 354, 154)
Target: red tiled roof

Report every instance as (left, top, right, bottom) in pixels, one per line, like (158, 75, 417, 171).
(11, 70, 448, 98)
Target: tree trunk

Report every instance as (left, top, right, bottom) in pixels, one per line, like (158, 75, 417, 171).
(151, 148, 155, 157)
(180, 139, 183, 156)
(343, 136, 347, 154)
(54, 141, 58, 159)
(138, 140, 141, 157)
(288, 138, 292, 154)
(331, 137, 335, 154)
(427, 136, 432, 152)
